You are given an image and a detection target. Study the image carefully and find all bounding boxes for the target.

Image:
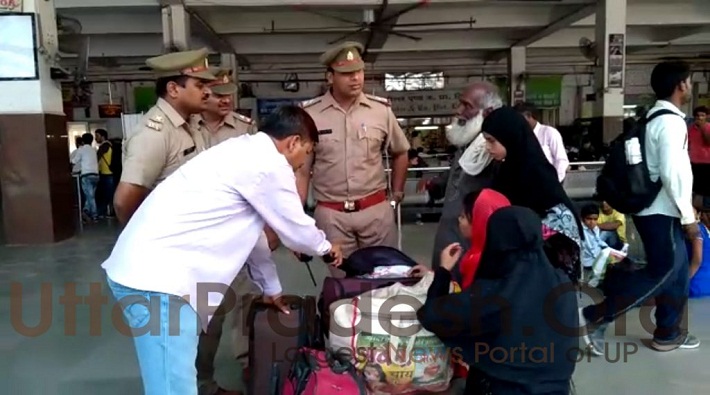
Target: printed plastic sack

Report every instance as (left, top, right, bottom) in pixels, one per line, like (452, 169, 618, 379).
(327, 272, 455, 394)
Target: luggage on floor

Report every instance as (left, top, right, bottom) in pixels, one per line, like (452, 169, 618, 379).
(282, 347, 369, 395)
(318, 246, 420, 337)
(341, 246, 419, 277)
(328, 272, 456, 395)
(247, 295, 320, 395)
(319, 276, 421, 337)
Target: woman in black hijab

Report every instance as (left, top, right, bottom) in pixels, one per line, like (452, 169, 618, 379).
(417, 206, 578, 395)
(481, 106, 583, 282)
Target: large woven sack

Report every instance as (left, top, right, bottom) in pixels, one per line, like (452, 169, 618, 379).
(328, 272, 457, 394)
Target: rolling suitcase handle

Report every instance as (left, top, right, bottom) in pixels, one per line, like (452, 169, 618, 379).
(295, 251, 337, 287)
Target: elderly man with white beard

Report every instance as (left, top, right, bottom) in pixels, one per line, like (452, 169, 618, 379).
(419, 82, 504, 275)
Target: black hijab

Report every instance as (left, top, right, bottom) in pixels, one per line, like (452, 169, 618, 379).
(482, 107, 581, 236)
(418, 206, 578, 393)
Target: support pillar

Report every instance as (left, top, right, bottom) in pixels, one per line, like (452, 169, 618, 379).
(594, 0, 627, 143)
(508, 46, 526, 105)
(220, 53, 239, 103)
(0, 0, 75, 244)
(161, 4, 191, 51)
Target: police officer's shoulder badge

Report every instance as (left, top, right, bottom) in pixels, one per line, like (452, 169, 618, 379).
(365, 94, 391, 107)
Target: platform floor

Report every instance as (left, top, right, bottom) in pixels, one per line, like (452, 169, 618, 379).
(1, 220, 708, 395)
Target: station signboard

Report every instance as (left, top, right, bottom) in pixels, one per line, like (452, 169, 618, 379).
(387, 89, 461, 117)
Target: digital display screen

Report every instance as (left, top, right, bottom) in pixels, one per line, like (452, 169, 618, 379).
(0, 13, 39, 80)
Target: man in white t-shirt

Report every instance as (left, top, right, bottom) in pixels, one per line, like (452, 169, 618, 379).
(70, 133, 100, 221)
(580, 61, 700, 357)
(515, 102, 569, 182)
(102, 105, 343, 395)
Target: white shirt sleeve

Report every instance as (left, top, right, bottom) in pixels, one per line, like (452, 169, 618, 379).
(245, 232, 282, 296)
(547, 127, 570, 182)
(657, 116, 695, 225)
(241, 164, 332, 257)
(70, 149, 79, 165)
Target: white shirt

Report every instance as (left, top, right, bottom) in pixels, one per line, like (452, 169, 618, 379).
(71, 145, 98, 175)
(102, 132, 331, 330)
(638, 100, 695, 225)
(532, 122, 569, 182)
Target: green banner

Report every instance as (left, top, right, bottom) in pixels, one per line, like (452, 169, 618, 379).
(526, 76, 563, 108)
(134, 86, 157, 114)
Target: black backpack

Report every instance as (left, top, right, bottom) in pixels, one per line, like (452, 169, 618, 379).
(596, 109, 680, 214)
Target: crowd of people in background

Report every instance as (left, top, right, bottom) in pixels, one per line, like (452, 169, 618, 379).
(69, 129, 118, 223)
(82, 39, 707, 395)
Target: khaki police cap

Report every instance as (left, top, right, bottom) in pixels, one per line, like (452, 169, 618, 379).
(319, 41, 365, 73)
(146, 48, 216, 81)
(207, 67, 238, 95)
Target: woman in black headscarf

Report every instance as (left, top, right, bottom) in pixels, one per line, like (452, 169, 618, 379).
(417, 206, 578, 395)
(481, 106, 583, 282)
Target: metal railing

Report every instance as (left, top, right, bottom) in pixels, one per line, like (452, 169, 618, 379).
(307, 161, 605, 209)
(384, 161, 606, 174)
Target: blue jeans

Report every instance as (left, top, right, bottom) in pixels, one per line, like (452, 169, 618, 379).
(80, 174, 99, 219)
(107, 277, 201, 395)
(583, 214, 689, 341)
(600, 230, 623, 250)
(97, 174, 115, 216)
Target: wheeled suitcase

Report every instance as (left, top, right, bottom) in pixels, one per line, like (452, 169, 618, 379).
(247, 295, 320, 395)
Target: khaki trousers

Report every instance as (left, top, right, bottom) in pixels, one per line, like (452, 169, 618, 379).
(313, 200, 397, 278)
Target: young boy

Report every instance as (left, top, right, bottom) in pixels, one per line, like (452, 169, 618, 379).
(598, 201, 626, 250)
(581, 203, 627, 286)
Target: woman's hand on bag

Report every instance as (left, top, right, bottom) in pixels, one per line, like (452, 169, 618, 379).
(440, 243, 463, 272)
(407, 264, 431, 278)
(263, 294, 290, 314)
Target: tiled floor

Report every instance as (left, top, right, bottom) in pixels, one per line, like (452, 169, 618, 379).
(1, 219, 708, 395)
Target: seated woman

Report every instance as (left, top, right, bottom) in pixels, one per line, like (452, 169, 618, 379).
(417, 207, 578, 395)
(480, 107, 584, 283)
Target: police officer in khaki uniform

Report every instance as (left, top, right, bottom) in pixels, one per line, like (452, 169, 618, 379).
(114, 48, 215, 225)
(192, 68, 257, 149)
(193, 68, 263, 395)
(296, 42, 410, 275)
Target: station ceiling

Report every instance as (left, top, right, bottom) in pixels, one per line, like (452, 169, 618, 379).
(54, 0, 710, 80)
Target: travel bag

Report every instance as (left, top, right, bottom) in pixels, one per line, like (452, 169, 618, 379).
(318, 246, 420, 337)
(247, 295, 320, 395)
(328, 271, 456, 394)
(596, 109, 681, 214)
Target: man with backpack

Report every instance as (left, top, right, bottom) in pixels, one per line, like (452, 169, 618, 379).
(95, 129, 117, 218)
(582, 61, 700, 355)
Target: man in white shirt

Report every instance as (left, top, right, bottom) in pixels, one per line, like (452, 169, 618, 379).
(580, 61, 700, 357)
(71, 133, 100, 221)
(102, 105, 343, 395)
(515, 102, 569, 182)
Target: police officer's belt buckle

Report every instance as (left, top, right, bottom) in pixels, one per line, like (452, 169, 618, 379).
(343, 200, 357, 212)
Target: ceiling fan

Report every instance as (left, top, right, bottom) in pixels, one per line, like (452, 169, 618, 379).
(291, 0, 477, 61)
(302, 0, 431, 44)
